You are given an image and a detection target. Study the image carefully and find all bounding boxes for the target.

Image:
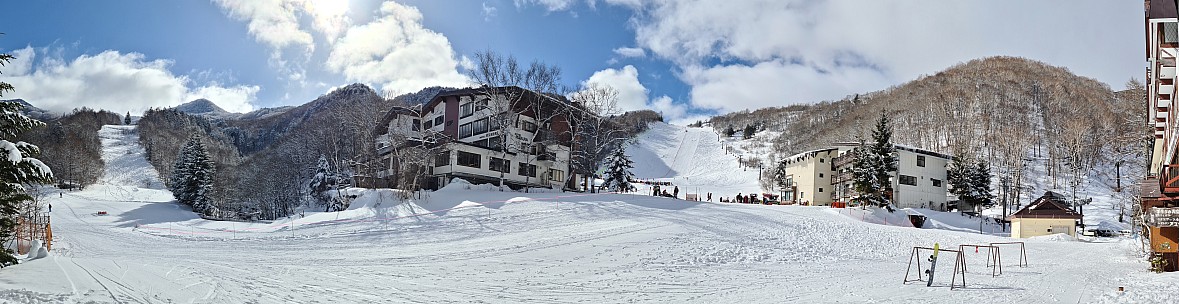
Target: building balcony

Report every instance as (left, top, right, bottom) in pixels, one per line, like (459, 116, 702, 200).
(1163, 66, 1177, 80)
(832, 153, 854, 168)
(1147, 207, 1179, 228)
(1163, 85, 1175, 96)
(830, 171, 854, 184)
(1159, 111, 1170, 120)
(1159, 121, 1169, 129)
(1162, 165, 1179, 194)
(1162, 98, 1173, 109)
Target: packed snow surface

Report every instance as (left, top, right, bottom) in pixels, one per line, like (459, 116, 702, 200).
(0, 124, 1172, 303)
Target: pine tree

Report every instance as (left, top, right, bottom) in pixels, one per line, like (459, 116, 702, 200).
(0, 51, 54, 267)
(602, 147, 635, 193)
(308, 154, 334, 206)
(124, 112, 132, 125)
(0, 105, 52, 266)
(723, 125, 736, 137)
(169, 135, 216, 216)
(852, 113, 899, 208)
(742, 124, 756, 139)
(773, 159, 791, 200)
(948, 155, 995, 213)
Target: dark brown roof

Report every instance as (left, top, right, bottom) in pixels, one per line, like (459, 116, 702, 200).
(1008, 191, 1083, 220)
(1143, 176, 1162, 199)
(1149, 0, 1178, 19)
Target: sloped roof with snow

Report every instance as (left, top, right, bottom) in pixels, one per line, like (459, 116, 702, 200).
(1008, 191, 1083, 220)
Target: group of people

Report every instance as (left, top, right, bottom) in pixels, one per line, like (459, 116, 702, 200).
(652, 184, 679, 198)
(649, 184, 718, 202)
(725, 193, 764, 204)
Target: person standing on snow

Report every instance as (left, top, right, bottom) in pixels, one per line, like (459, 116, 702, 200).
(673, 186, 679, 199)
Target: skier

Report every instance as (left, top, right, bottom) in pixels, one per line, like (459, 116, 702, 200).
(48, 204, 51, 213)
(653, 185, 660, 196)
(673, 186, 679, 199)
(707, 193, 712, 201)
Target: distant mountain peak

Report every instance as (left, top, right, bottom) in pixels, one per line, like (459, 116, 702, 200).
(175, 99, 229, 115)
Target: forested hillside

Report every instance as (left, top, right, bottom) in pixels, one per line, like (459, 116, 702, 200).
(138, 84, 396, 219)
(19, 108, 121, 188)
(710, 56, 1146, 203)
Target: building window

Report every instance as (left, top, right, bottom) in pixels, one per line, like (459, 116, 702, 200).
(548, 169, 564, 181)
(457, 151, 481, 168)
(459, 118, 491, 139)
(435, 151, 450, 167)
(917, 155, 926, 167)
(1166, 22, 1179, 44)
(819, 173, 824, 178)
(412, 119, 421, 131)
(519, 120, 538, 132)
(931, 178, 942, 187)
(434, 116, 444, 126)
(490, 157, 510, 173)
(489, 114, 502, 131)
(424, 120, 433, 130)
(490, 136, 503, 150)
(461, 102, 474, 118)
(818, 188, 824, 193)
(819, 158, 824, 163)
(899, 174, 917, 186)
(518, 162, 536, 178)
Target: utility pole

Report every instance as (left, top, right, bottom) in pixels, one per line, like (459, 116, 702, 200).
(1001, 176, 1009, 232)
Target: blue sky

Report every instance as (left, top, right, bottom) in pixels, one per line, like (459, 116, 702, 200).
(0, 0, 1145, 124)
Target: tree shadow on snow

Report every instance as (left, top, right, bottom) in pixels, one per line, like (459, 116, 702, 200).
(112, 202, 200, 228)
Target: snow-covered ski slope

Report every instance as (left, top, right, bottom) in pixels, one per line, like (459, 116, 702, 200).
(0, 124, 1175, 303)
(627, 122, 762, 199)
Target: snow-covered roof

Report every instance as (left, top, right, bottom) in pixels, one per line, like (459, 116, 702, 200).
(782, 147, 837, 164)
(831, 142, 953, 160)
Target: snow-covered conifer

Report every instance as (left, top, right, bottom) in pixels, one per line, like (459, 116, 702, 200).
(602, 147, 636, 193)
(852, 114, 898, 208)
(169, 135, 216, 216)
(0, 52, 55, 266)
(949, 156, 994, 213)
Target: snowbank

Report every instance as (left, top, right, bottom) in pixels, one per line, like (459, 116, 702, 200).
(24, 240, 46, 260)
(834, 206, 915, 227)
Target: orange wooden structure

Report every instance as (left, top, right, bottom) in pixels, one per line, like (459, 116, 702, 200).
(14, 214, 51, 255)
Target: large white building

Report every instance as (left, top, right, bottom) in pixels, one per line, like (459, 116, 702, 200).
(374, 86, 589, 191)
(780, 143, 952, 209)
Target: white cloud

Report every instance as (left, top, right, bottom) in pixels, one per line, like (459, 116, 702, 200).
(301, 0, 352, 43)
(483, 1, 498, 21)
(325, 1, 470, 96)
(612, 47, 646, 58)
(605, 0, 1142, 114)
(212, 0, 315, 54)
(581, 65, 648, 113)
(682, 60, 889, 112)
(0, 47, 258, 114)
(185, 83, 261, 113)
(514, 0, 579, 12)
(580, 65, 692, 123)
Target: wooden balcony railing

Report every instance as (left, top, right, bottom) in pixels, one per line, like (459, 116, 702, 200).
(1163, 165, 1179, 194)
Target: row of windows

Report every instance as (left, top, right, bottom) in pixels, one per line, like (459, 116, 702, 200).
(459, 118, 491, 138)
(898, 175, 944, 188)
(450, 150, 557, 180)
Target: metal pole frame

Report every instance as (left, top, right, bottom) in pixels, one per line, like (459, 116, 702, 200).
(958, 244, 1002, 277)
(989, 241, 1029, 268)
(903, 246, 968, 289)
